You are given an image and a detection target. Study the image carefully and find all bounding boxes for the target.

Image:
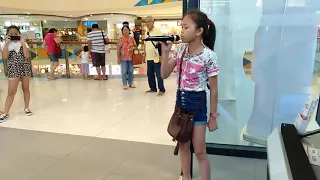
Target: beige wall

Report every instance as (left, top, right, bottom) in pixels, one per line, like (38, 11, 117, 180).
(0, 0, 139, 12)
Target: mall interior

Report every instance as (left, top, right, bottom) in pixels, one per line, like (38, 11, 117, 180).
(0, 0, 320, 179)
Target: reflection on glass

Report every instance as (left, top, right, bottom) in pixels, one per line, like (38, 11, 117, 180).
(201, 0, 261, 146)
(201, 0, 320, 147)
(246, 0, 320, 143)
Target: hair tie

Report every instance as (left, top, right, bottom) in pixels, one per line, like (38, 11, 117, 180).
(207, 18, 212, 30)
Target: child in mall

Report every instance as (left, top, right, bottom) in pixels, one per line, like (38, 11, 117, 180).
(79, 46, 90, 80)
(161, 9, 218, 180)
(0, 25, 33, 122)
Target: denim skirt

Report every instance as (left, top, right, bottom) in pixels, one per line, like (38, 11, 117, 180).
(175, 90, 207, 126)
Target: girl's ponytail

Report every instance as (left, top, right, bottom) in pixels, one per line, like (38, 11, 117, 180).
(203, 20, 216, 51)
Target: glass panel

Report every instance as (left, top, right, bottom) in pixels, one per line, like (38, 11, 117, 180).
(29, 42, 67, 77)
(200, 0, 320, 147)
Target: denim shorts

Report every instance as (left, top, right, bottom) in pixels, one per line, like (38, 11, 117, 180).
(47, 53, 59, 62)
(175, 90, 207, 126)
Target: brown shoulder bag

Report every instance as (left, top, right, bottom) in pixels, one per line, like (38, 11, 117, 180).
(167, 47, 206, 155)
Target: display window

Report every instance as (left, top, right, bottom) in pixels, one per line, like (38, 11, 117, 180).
(0, 21, 43, 41)
(32, 64, 66, 75)
(154, 20, 182, 35)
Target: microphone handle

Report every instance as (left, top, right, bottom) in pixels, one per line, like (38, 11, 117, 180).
(145, 36, 173, 42)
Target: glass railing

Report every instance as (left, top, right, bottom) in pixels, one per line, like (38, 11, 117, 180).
(27, 41, 181, 78)
(27, 41, 150, 78)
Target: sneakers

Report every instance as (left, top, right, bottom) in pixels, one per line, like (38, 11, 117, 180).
(157, 92, 165, 96)
(0, 114, 8, 123)
(129, 85, 136, 88)
(0, 108, 32, 123)
(145, 90, 157, 93)
(123, 86, 129, 90)
(24, 108, 33, 116)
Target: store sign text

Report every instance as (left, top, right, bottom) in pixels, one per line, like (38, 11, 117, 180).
(5, 21, 30, 26)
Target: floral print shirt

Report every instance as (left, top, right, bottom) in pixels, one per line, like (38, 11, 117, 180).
(172, 43, 219, 92)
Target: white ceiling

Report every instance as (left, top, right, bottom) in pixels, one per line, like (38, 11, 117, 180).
(0, 1, 182, 19)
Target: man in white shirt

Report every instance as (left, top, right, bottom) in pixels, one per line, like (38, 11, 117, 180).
(144, 16, 165, 96)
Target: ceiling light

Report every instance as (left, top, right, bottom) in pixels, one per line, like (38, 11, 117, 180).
(44, 20, 47, 23)
(104, 18, 107, 20)
(69, 15, 72, 17)
(111, 14, 113, 15)
(27, 12, 30, 14)
(65, 20, 68, 21)
(90, 15, 93, 16)
(84, 17, 88, 20)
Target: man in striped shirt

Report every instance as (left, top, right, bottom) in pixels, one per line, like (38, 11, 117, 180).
(87, 24, 109, 80)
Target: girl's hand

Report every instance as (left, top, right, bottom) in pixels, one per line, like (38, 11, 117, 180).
(161, 41, 172, 54)
(5, 36, 11, 44)
(20, 35, 26, 44)
(207, 117, 218, 132)
(117, 59, 121, 65)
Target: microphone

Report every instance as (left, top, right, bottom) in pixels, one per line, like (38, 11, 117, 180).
(144, 35, 180, 42)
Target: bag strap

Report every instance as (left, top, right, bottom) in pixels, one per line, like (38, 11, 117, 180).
(194, 93, 206, 116)
(178, 45, 205, 116)
(177, 47, 187, 106)
(147, 31, 158, 49)
(101, 30, 107, 45)
(178, 47, 187, 89)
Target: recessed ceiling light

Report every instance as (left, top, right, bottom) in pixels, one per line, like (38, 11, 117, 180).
(84, 17, 88, 20)
(90, 15, 93, 16)
(69, 15, 72, 17)
(27, 12, 30, 14)
(111, 14, 113, 15)
(104, 18, 107, 20)
(65, 20, 68, 21)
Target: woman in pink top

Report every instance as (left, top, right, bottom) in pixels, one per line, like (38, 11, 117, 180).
(117, 26, 136, 90)
(44, 28, 62, 80)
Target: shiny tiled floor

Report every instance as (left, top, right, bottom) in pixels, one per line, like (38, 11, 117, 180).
(0, 127, 267, 180)
(0, 76, 270, 180)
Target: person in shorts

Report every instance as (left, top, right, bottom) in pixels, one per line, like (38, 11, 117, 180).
(87, 24, 109, 80)
(44, 28, 62, 80)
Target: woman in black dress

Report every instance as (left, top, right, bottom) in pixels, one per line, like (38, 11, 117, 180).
(0, 26, 33, 122)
